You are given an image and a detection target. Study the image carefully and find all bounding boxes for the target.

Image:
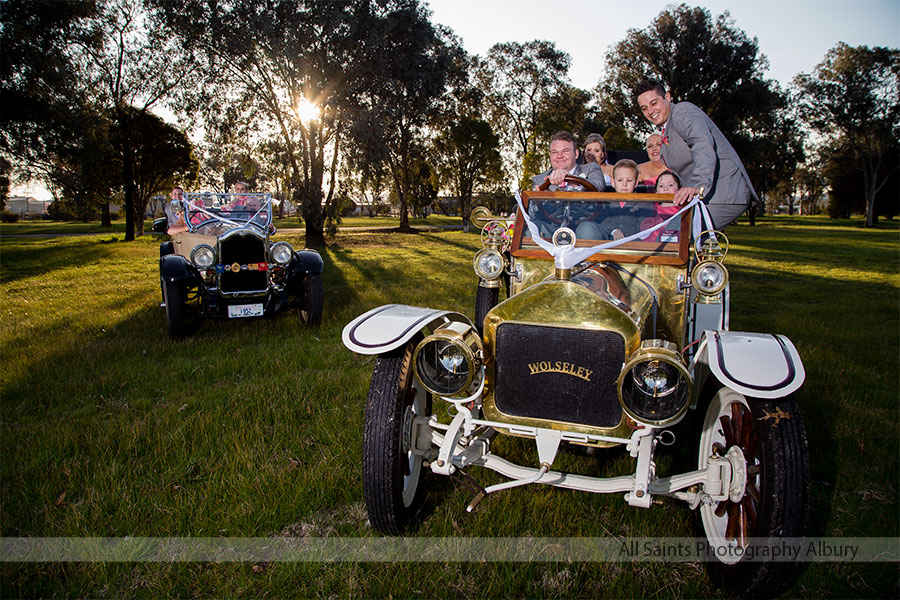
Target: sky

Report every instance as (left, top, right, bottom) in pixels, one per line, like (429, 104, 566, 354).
(426, 0, 900, 90)
(11, 0, 899, 201)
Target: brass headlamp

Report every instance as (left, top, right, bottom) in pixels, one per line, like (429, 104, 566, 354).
(413, 321, 484, 398)
(617, 340, 693, 426)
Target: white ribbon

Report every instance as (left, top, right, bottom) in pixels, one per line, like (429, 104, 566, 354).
(514, 191, 712, 270)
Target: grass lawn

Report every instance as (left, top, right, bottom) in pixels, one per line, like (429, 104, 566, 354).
(0, 215, 463, 236)
(0, 214, 897, 597)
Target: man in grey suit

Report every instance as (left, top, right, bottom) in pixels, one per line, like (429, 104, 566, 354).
(532, 130, 606, 191)
(633, 80, 758, 228)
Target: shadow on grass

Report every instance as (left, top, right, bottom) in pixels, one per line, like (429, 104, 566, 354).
(0, 238, 120, 285)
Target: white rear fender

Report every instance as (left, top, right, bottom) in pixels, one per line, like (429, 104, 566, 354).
(342, 304, 473, 355)
(696, 330, 805, 399)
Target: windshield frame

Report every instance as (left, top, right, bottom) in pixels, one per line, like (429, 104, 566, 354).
(181, 193, 273, 233)
(511, 191, 691, 266)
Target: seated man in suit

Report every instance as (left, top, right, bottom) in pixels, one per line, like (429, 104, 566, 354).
(531, 130, 606, 192)
(528, 130, 606, 239)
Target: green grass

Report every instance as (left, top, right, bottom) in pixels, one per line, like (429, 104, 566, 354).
(0, 219, 161, 236)
(0, 215, 897, 597)
(0, 215, 463, 236)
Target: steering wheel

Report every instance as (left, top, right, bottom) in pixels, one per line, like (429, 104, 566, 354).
(538, 174, 598, 192)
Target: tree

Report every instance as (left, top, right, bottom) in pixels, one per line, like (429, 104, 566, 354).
(475, 40, 571, 181)
(116, 108, 197, 234)
(69, 0, 198, 239)
(0, 0, 103, 213)
(598, 5, 773, 133)
(432, 117, 503, 231)
(154, 0, 408, 244)
(348, 0, 463, 232)
(794, 43, 900, 227)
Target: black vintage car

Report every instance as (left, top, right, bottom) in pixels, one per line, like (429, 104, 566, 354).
(159, 192, 323, 338)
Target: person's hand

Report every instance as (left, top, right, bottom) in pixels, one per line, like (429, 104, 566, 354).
(612, 228, 624, 240)
(673, 186, 700, 206)
(547, 169, 570, 186)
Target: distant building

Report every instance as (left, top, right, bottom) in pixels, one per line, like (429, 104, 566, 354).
(5, 196, 52, 218)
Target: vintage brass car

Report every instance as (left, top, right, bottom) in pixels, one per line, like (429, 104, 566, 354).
(342, 183, 809, 596)
(159, 192, 323, 338)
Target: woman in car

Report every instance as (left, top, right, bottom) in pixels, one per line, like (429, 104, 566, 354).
(582, 133, 614, 187)
(637, 133, 667, 187)
(226, 181, 261, 212)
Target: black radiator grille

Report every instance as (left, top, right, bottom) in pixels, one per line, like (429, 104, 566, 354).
(219, 234, 267, 293)
(494, 323, 624, 428)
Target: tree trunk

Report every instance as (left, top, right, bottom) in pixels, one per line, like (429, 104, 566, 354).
(300, 181, 325, 245)
(134, 198, 145, 237)
(101, 202, 111, 228)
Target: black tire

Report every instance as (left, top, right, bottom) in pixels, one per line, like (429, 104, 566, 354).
(163, 279, 188, 339)
(475, 285, 499, 336)
(697, 388, 810, 598)
(299, 273, 323, 326)
(363, 341, 432, 534)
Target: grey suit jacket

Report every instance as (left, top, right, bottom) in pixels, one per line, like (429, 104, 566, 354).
(661, 102, 758, 207)
(532, 162, 606, 192)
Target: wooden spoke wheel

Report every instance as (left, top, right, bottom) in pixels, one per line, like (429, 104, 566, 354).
(697, 387, 810, 597)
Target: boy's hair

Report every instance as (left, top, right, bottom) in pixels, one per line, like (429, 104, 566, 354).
(613, 159, 639, 178)
(549, 130, 577, 150)
(172, 186, 184, 193)
(632, 79, 667, 102)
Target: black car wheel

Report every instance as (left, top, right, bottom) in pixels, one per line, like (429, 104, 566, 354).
(363, 341, 432, 534)
(299, 273, 323, 326)
(697, 387, 810, 598)
(475, 285, 499, 336)
(163, 279, 188, 339)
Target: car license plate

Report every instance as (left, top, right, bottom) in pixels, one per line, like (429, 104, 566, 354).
(227, 303, 264, 318)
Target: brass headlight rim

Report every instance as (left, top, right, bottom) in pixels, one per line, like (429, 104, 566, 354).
(413, 325, 483, 398)
(617, 341, 694, 427)
(480, 219, 512, 253)
(474, 248, 505, 281)
(691, 259, 729, 296)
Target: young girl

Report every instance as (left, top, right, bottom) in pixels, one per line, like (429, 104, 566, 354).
(655, 170, 680, 194)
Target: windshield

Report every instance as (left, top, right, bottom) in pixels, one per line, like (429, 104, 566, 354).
(513, 194, 689, 263)
(182, 193, 273, 235)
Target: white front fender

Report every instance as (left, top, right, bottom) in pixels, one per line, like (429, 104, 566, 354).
(695, 330, 805, 399)
(342, 304, 473, 355)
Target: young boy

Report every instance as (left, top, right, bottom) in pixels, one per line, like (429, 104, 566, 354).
(574, 160, 653, 241)
(612, 159, 639, 194)
(602, 159, 652, 239)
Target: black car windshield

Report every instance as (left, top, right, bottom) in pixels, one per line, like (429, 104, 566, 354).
(182, 193, 272, 232)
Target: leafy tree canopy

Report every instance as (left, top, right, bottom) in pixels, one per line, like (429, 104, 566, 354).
(475, 40, 571, 163)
